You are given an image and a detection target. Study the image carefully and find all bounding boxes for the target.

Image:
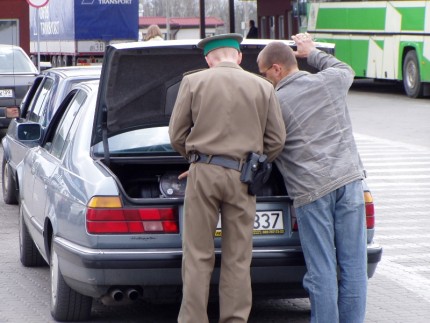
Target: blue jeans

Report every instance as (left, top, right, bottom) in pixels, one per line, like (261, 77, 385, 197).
(296, 180, 368, 323)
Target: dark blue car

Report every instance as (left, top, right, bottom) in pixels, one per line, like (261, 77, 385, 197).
(1, 66, 101, 204)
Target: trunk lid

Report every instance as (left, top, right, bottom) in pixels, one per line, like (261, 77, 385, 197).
(91, 39, 335, 146)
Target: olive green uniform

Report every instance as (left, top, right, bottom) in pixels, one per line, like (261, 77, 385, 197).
(169, 61, 285, 323)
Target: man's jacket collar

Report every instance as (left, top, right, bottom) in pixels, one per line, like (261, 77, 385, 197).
(275, 70, 309, 91)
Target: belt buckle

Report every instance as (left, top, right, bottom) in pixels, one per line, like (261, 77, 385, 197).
(189, 153, 200, 163)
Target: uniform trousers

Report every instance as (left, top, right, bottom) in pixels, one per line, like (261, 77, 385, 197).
(178, 162, 256, 323)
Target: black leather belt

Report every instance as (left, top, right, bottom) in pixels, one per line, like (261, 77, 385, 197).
(188, 153, 242, 171)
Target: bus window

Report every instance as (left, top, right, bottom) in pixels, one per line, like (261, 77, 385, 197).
(306, 0, 430, 98)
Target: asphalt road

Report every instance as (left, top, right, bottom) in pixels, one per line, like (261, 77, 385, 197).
(348, 79, 430, 149)
(0, 80, 429, 322)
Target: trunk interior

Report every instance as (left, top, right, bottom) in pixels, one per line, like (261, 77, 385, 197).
(106, 160, 288, 200)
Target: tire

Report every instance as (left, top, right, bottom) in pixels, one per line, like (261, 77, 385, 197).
(63, 55, 72, 66)
(2, 158, 18, 204)
(403, 50, 424, 98)
(19, 205, 46, 267)
(51, 56, 57, 68)
(50, 234, 92, 321)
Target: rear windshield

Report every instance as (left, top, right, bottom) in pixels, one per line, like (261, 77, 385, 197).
(93, 126, 175, 155)
(0, 47, 38, 74)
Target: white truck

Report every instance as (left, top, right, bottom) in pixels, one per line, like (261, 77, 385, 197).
(29, 0, 139, 67)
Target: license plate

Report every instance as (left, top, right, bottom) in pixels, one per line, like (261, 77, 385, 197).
(0, 89, 14, 98)
(215, 210, 284, 237)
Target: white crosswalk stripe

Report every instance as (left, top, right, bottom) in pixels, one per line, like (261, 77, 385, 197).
(354, 133, 430, 303)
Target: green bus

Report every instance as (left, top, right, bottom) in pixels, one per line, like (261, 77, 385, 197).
(306, 0, 430, 98)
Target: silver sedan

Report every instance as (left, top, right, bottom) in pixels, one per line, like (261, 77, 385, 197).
(16, 39, 382, 322)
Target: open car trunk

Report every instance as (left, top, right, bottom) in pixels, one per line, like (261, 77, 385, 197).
(104, 158, 288, 200)
(91, 39, 334, 202)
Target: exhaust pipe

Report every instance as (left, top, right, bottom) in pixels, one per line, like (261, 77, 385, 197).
(101, 287, 140, 305)
(126, 288, 140, 301)
(110, 288, 124, 302)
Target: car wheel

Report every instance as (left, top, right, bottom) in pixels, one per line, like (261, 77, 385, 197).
(2, 158, 18, 205)
(19, 205, 46, 267)
(50, 234, 92, 322)
(403, 50, 424, 98)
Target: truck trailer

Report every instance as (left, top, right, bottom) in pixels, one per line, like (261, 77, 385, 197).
(29, 0, 139, 67)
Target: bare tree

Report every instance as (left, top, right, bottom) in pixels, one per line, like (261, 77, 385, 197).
(139, 0, 257, 34)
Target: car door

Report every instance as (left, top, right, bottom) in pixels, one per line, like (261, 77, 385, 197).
(8, 76, 56, 168)
(22, 90, 87, 248)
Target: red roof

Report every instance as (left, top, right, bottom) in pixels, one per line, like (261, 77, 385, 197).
(139, 16, 224, 28)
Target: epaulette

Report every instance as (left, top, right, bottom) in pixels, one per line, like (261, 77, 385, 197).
(183, 68, 207, 76)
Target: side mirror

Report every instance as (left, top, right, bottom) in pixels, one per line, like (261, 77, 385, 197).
(16, 123, 42, 141)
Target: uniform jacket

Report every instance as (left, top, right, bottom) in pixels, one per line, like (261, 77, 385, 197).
(169, 61, 286, 163)
(274, 49, 364, 207)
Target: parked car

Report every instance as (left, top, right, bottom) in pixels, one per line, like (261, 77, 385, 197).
(0, 44, 38, 129)
(16, 39, 382, 322)
(1, 66, 101, 204)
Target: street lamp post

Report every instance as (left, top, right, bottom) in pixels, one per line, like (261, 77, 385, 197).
(26, 0, 49, 72)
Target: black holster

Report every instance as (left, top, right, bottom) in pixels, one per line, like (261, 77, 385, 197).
(240, 152, 272, 195)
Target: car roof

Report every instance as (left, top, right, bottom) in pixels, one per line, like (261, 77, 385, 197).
(42, 66, 102, 78)
(0, 44, 38, 74)
(0, 44, 24, 50)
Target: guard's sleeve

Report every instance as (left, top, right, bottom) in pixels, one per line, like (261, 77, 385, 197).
(168, 77, 193, 158)
(263, 88, 286, 162)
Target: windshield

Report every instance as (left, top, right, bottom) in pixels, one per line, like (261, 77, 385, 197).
(93, 126, 176, 155)
(0, 47, 38, 74)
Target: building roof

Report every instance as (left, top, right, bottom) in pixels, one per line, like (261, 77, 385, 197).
(139, 16, 224, 29)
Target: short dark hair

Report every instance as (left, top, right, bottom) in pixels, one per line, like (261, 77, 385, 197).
(259, 42, 297, 70)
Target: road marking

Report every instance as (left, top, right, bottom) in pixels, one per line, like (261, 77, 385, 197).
(380, 242, 430, 249)
(378, 260, 430, 303)
(374, 233, 430, 240)
(376, 226, 430, 232)
(377, 218, 430, 224)
(366, 174, 430, 180)
(366, 168, 430, 172)
(364, 161, 430, 166)
(368, 182, 430, 188)
(355, 133, 430, 305)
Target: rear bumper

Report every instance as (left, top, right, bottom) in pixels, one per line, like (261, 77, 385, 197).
(54, 237, 382, 299)
(366, 243, 383, 278)
(54, 236, 307, 298)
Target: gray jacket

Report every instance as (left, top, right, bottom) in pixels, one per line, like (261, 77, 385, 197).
(274, 49, 364, 207)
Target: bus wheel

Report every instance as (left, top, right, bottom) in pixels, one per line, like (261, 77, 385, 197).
(403, 50, 423, 98)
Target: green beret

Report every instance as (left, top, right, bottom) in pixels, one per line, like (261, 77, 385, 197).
(197, 33, 243, 56)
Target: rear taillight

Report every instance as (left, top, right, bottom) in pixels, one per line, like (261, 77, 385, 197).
(364, 191, 375, 229)
(86, 196, 179, 234)
(291, 207, 298, 231)
(290, 192, 375, 231)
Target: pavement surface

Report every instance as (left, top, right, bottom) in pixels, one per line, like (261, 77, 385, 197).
(1, 132, 430, 322)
